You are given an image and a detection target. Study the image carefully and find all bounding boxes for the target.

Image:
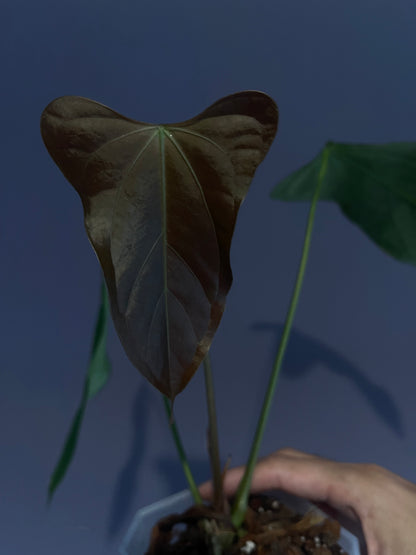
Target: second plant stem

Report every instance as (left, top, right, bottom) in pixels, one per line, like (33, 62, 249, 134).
(204, 353, 226, 512)
(231, 145, 331, 528)
(162, 352, 224, 510)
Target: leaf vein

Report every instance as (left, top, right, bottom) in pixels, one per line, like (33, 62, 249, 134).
(167, 127, 226, 153)
(125, 233, 163, 313)
(110, 129, 159, 280)
(83, 125, 158, 170)
(168, 244, 210, 303)
(164, 130, 218, 255)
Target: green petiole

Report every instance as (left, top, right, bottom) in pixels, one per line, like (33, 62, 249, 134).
(231, 144, 332, 528)
(203, 353, 226, 512)
(163, 396, 202, 505)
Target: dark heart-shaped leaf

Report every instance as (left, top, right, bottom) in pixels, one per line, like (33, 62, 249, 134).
(41, 92, 278, 399)
(272, 141, 416, 265)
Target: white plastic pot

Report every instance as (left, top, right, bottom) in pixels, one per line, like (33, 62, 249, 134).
(120, 489, 360, 555)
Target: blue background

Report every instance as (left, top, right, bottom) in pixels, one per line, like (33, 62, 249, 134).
(2, 1, 416, 553)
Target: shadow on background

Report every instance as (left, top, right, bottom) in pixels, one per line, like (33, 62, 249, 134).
(156, 457, 211, 495)
(253, 322, 404, 437)
(105, 323, 403, 540)
(106, 384, 150, 539)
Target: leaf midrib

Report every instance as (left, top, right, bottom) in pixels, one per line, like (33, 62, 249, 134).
(158, 127, 172, 377)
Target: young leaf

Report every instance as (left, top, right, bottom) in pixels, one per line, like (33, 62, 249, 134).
(41, 92, 278, 399)
(48, 282, 111, 501)
(272, 142, 416, 265)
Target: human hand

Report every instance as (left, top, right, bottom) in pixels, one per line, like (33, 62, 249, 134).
(199, 448, 416, 555)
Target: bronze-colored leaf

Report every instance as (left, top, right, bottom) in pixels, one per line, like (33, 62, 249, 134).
(41, 92, 278, 399)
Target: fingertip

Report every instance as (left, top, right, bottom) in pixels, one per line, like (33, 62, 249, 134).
(274, 447, 311, 459)
(198, 482, 213, 500)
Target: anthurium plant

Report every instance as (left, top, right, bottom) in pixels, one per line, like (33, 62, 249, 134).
(41, 91, 416, 538)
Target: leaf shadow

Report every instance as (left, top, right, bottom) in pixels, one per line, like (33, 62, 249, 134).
(106, 383, 150, 539)
(253, 322, 404, 438)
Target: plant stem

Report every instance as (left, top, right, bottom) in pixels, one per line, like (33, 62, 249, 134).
(163, 396, 202, 504)
(204, 353, 226, 512)
(231, 144, 332, 528)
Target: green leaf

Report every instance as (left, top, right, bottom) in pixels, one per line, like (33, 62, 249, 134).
(48, 282, 111, 502)
(41, 92, 278, 399)
(272, 142, 416, 265)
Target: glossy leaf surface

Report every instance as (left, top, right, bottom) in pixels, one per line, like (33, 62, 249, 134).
(272, 142, 416, 265)
(41, 92, 278, 398)
(48, 282, 111, 501)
